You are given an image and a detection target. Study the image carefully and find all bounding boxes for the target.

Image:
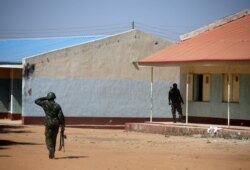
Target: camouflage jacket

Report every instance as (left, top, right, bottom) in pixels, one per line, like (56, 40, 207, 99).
(35, 97, 65, 127)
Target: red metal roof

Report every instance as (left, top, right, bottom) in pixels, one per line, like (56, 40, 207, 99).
(138, 11, 250, 65)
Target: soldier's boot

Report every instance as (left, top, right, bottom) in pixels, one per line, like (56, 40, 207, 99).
(49, 149, 55, 159)
(179, 115, 185, 123)
(173, 115, 176, 123)
(179, 115, 183, 122)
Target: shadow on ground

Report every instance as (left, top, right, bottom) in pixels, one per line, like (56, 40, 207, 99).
(0, 125, 33, 134)
(55, 156, 88, 160)
(0, 125, 41, 149)
(0, 139, 41, 147)
(0, 155, 11, 158)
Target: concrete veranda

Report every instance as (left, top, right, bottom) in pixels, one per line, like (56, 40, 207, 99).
(125, 121, 250, 140)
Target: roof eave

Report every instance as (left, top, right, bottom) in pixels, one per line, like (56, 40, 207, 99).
(138, 60, 250, 67)
(180, 9, 250, 41)
(0, 64, 23, 69)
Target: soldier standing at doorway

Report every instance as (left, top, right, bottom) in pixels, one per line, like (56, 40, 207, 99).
(35, 92, 65, 159)
(168, 83, 184, 123)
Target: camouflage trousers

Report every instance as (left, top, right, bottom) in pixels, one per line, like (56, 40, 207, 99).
(171, 103, 183, 122)
(45, 125, 59, 157)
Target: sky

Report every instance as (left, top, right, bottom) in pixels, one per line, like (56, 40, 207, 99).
(0, 0, 250, 41)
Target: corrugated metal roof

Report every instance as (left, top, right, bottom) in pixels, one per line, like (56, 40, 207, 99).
(138, 10, 250, 65)
(0, 35, 104, 63)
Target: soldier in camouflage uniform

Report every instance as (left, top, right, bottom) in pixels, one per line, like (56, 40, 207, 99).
(168, 83, 184, 123)
(35, 92, 65, 159)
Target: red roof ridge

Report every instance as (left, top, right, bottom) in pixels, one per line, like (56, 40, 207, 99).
(180, 9, 250, 41)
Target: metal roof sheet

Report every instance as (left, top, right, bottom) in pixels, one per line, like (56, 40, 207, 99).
(138, 10, 250, 65)
(0, 35, 103, 63)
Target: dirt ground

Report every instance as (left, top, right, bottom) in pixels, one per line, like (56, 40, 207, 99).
(0, 122, 250, 170)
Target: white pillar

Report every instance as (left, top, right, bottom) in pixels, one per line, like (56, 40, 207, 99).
(185, 74, 189, 124)
(227, 74, 231, 126)
(150, 67, 154, 122)
(10, 68, 14, 114)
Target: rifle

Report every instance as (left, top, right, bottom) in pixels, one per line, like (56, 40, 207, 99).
(58, 127, 67, 152)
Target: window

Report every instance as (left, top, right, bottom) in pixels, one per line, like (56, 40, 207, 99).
(188, 74, 210, 102)
(223, 74, 240, 103)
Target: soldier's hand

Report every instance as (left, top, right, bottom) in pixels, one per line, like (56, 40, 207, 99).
(61, 125, 65, 132)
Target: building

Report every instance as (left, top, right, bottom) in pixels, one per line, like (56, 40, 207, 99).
(0, 35, 105, 120)
(138, 10, 250, 126)
(22, 29, 178, 125)
(0, 62, 22, 120)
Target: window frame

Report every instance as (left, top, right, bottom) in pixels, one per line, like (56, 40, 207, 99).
(222, 73, 240, 103)
(188, 73, 211, 102)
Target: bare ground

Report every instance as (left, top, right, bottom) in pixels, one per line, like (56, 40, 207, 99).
(0, 122, 250, 170)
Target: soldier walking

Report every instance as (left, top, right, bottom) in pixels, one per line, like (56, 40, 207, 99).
(35, 92, 65, 159)
(168, 83, 184, 123)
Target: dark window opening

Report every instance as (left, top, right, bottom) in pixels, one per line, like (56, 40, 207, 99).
(193, 74, 203, 101)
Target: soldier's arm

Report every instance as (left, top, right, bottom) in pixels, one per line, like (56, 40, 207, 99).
(58, 107, 65, 128)
(178, 90, 184, 104)
(34, 97, 47, 107)
(168, 91, 171, 104)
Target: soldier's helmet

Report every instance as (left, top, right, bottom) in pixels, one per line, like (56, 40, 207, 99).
(47, 92, 56, 100)
(173, 83, 177, 89)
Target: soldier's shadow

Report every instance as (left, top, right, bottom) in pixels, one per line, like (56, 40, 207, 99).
(55, 156, 88, 159)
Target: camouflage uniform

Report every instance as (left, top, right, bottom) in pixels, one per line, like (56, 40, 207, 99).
(35, 92, 65, 159)
(168, 83, 184, 123)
